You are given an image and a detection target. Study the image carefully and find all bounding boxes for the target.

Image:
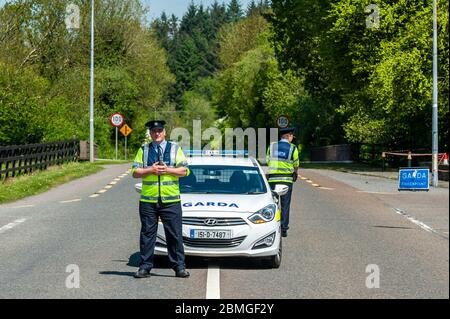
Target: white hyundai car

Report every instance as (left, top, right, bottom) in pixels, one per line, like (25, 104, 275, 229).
(135, 152, 288, 268)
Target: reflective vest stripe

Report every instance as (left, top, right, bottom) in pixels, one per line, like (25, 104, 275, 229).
(177, 160, 188, 167)
(270, 142, 276, 158)
(268, 167, 294, 173)
(287, 145, 294, 162)
(140, 195, 180, 201)
(143, 181, 178, 186)
(143, 144, 150, 168)
(269, 176, 293, 182)
(268, 157, 294, 164)
(132, 162, 143, 168)
(170, 144, 178, 167)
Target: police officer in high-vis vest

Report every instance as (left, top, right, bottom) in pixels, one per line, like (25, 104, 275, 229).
(266, 127, 299, 237)
(131, 120, 190, 278)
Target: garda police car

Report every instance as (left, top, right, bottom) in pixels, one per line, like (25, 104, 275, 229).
(135, 150, 288, 268)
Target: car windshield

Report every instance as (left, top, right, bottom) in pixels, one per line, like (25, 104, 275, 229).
(180, 165, 267, 195)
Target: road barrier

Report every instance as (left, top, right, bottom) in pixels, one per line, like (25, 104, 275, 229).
(382, 151, 449, 181)
(0, 140, 79, 180)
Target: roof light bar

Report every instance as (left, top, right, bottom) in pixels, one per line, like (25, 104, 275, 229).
(184, 150, 249, 157)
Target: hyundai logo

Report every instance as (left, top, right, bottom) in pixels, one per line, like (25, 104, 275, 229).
(204, 219, 218, 226)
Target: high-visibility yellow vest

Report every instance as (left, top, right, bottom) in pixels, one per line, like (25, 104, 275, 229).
(266, 141, 299, 184)
(131, 141, 189, 203)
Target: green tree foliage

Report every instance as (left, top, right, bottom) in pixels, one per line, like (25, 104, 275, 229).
(218, 14, 269, 68)
(214, 16, 308, 140)
(269, 0, 449, 151)
(227, 0, 244, 22)
(0, 0, 174, 157)
(152, 1, 246, 106)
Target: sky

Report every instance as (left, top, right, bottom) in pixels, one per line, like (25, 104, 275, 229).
(0, 0, 255, 21)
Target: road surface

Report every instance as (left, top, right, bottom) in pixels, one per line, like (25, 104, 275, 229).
(0, 164, 448, 299)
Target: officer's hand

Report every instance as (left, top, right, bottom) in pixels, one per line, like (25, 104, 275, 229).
(156, 163, 167, 175)
(149, 163, 163, 175)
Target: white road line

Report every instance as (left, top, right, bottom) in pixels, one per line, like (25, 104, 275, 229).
(312, 184, 320, 187)
(12, 205, 35, 209)
(104, 185, 113, 189)
(318, 187, 335, 190)
(394, 208, 447, 239)
(300, 177, 308, 180)
(97, 189, 108, 194)
(89, 194, 100, 198)
(114, 178, 121, 181)
(306, 180, 313, 184)
(59, 199, 82, 204)
(109, 181, 117, 185)
(206, 264, 220, 299)
(0, 218, 27, 234)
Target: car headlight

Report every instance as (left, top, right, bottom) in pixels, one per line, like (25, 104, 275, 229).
(248, 204, 276, 224)
(252, 232, 276, 249)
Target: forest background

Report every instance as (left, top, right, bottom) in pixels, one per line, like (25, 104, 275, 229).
(0, 0, 448, 160)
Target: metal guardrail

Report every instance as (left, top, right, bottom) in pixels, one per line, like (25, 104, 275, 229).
(0, 140, 79, 180)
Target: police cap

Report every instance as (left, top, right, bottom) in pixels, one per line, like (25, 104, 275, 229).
(279, 127, 296, 135)
(145, 120, 166, 131)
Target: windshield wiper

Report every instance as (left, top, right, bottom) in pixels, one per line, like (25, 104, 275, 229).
(183, 191, 213, 194)
(242, 192, 265, 194)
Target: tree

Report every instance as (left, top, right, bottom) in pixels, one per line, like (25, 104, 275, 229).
(0, 0, 175, 155)
(218, 14, 269, 68)
(268, 0, 449, 150)
(227, 0, 243, 22)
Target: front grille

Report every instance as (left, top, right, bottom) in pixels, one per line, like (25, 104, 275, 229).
(183, 217, 247, 226)
(182, 236, 247, 248)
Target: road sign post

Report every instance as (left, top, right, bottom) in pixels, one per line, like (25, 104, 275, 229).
(110, 113, 124, 160)
(120, 124, 132, 160)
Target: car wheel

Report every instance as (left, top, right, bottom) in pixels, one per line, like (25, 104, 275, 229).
(263, 237, 282, 269)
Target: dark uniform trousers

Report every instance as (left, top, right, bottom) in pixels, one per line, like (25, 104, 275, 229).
(270, 183, 293, 232)
(138, 200, 186, 272)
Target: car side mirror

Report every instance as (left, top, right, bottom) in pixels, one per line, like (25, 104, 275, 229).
(135, 183, 142, 194)
(271, 184, 289, 197)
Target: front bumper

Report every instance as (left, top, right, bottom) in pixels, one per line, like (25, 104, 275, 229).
(155, 221, 281, 258)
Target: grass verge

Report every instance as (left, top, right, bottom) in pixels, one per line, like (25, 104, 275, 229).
(93, 159, 131, 165)
(0, 162, 103, 204)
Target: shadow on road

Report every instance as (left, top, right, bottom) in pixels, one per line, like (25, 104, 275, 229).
(100, 252, 271, 277)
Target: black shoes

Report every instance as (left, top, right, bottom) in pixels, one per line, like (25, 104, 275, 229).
(175, 269, 190, 278)
(281, 230, 288, 238)
(134, 268, 151, 278)
(134, 268, 190, 278)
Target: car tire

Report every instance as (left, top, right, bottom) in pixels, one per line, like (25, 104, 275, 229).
(263, 237, 282, 269)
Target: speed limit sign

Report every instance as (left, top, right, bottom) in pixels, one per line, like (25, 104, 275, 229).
(110, 113, 124, 127)
(277, 116, 290, 128)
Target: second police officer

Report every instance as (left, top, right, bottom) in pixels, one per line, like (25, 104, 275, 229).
(266, 127, 299, 238)
(131, 120, 190, 278)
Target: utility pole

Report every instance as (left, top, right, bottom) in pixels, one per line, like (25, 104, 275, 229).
(432, 0, 439, 187)
(89, 0, 95, 163)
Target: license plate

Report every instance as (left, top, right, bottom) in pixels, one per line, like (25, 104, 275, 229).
(190, 229, 232, 239)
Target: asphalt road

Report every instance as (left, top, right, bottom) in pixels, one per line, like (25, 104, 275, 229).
(0, 164, 448, 299)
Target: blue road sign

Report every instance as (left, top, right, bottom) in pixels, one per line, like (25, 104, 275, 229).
(398, 168, 430, 191)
